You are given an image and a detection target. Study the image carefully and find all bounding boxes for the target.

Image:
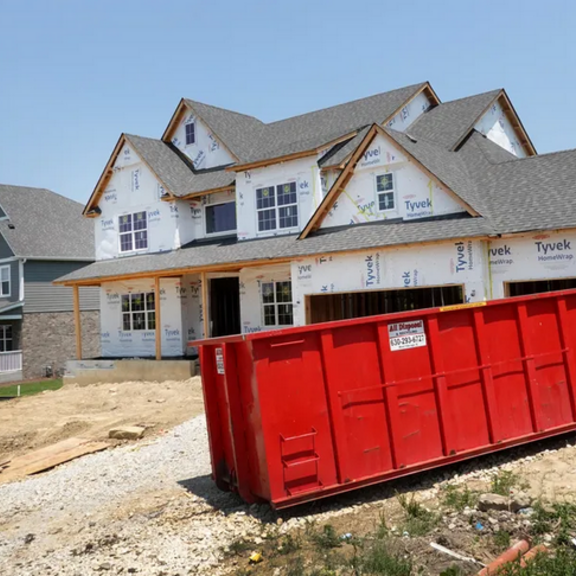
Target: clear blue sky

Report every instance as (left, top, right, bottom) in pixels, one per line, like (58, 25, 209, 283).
(1, 0, 574, 204)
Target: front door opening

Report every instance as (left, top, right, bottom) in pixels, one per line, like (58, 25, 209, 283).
(506, 278, 576, 298)
(209, 277, 241, 337)
(307, 285, 464, 324)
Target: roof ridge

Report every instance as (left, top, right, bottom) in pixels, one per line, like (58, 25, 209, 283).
(184, 99, 264, 123)
(492, 145, 576, 166)
(264, 82, 427, 127)
(440, 88, 502, 107)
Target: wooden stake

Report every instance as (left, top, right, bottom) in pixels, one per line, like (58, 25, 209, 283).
(154, 276, 161, 360)
(201, 272, 209, 338)
(73, 285, 82, 360)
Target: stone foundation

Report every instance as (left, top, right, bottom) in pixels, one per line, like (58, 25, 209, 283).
(21, 311, 100, 379)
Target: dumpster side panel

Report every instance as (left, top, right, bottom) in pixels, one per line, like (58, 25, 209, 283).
(435, 310, 491, 453)
(253, 332, 338, 502)
(321, 323, 394, 483)
(521, 298, 573, 430)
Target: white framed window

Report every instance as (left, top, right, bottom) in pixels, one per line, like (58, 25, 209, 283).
(256, 182, 298, 232)
(0, 325, 13, 352)
(262, 281, 293, 327)
(376, 173, 395, 211)
(0, 266, 10, 297)
(205, 201, 237, 236)
(121, 292, 156, 331)
(119, 211, 148, 253)
(185, 122, 195, 145)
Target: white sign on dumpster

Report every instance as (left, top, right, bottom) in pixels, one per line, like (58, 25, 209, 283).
(215, 348, 225, 374)
(388, 320, 427, 351)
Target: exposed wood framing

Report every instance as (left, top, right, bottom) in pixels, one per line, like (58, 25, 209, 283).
(299, 123, 479, 239)
(201, 272, 209, 338)
(163, 185, 235, 202)
(154, 276, 161, 360)
(73, 285, 82, 360)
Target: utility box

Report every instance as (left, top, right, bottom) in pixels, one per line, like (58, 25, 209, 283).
(193, 289, 576, 509)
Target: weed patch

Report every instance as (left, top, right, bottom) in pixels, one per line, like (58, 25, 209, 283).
(490, 470, 527, 496)
(310, 524, 342, 550)
(397, 493, 439, 536)
(441, 484, 479, 511)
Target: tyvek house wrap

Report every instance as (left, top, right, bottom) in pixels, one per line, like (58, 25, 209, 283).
(321, 133, 465, 229)
(290, 239, 486, 326)
(100, 278, 184, 357)
(488, 231, 576, 298)
(96, 145, 181, 261)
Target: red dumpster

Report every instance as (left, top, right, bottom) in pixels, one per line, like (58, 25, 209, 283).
(192, 290, 576, 509)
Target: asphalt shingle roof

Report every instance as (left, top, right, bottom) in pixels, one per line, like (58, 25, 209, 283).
(126, 135, 235, 197)
(0, 185, 94, 259)
(186, 83, 427, 164)
(408, 89, 501, 150)
(57, 215, 493, 283)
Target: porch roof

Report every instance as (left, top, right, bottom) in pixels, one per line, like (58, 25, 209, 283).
(56, 215, 494, 285)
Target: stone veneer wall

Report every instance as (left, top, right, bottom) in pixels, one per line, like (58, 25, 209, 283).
(21, 311, 100, 378)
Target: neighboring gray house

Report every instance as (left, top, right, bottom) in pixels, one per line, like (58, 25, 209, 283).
(0, 184, 99, 380)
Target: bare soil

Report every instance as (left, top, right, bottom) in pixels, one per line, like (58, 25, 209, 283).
(0, 377, 204, 466)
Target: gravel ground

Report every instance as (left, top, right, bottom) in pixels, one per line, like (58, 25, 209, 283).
(0, 415, 265, 576)
(2, 411, 576, 575)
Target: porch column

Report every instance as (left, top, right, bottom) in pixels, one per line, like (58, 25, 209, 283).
(201, 272, 209, 338)
(72, 284, 82, 360)
(154, 277, 161, 360)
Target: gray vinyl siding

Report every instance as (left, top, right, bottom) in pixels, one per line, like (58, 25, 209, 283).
(24, 260, 99, 313)
(0, 260, 20, 305)
(0, 233, 14, 259)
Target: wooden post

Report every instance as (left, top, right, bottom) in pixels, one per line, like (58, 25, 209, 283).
(201, 272, 209, 338)
(72, 284, 82, 360)
(155, 277, 161, 360)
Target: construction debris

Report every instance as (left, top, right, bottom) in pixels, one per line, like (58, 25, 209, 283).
(108, 426, 145, 440)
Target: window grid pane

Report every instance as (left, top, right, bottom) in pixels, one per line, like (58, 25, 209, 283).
(263, 305, 276, 326)
(262, 282, 275, 303)
(185, 123, 195, 145)
(258, 209, 276, 231)
(133, 211, 147, 230)
(378, 192, 395, 211)
(122, 292, 156, 332)
(276, 281, 292, 303)
(276, 182, 297, 206)
(279, 205, 298, 229)
(277, 304, 293, 325)
(120, 233, 133, 252)
(134, 230, 148, 249)
(122, 314, 131, 331)
(376, 173, 393, 192)
(119, 214, 132, 233)
(256, 187, 275, 209)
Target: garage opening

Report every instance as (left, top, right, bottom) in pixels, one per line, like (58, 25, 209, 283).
(506, 278, 576, 297)
(307, 285, 464, 324)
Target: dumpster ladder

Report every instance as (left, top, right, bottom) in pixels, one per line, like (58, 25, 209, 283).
(280, 428, 323, 495)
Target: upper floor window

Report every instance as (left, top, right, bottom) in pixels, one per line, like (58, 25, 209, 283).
(256, 182, 298, 232)
(0, 266, 10, 297)
(376, 173, 395, 211)
(262, 280, 293, 327)
(205, 201, 237, 236)
(185, 122, 195, 145)
(119, 211, 148, 253)
(122, 292, 156, 331)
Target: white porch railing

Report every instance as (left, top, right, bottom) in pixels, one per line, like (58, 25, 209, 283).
(0, 350, 22, 373)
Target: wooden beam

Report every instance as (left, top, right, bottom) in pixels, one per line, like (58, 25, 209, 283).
(201, 272, 210, 338)
(72, 285, 82, 360)
(154, 276, 161, 360)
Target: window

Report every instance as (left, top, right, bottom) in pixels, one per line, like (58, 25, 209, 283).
(185, 122, 195, 145)
(376, 173, 395, 211)
(256, 182, 298, 232)
(0, 266, 10, 297)
(262, 281, 293, 326)
(121, 293, 156, 331)
(205, 202, 237, 235)
(0, 325, 12, 352)
(119, 211, 148, 253)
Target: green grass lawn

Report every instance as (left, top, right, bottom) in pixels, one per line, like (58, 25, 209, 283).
(0, 379, 63, 398)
